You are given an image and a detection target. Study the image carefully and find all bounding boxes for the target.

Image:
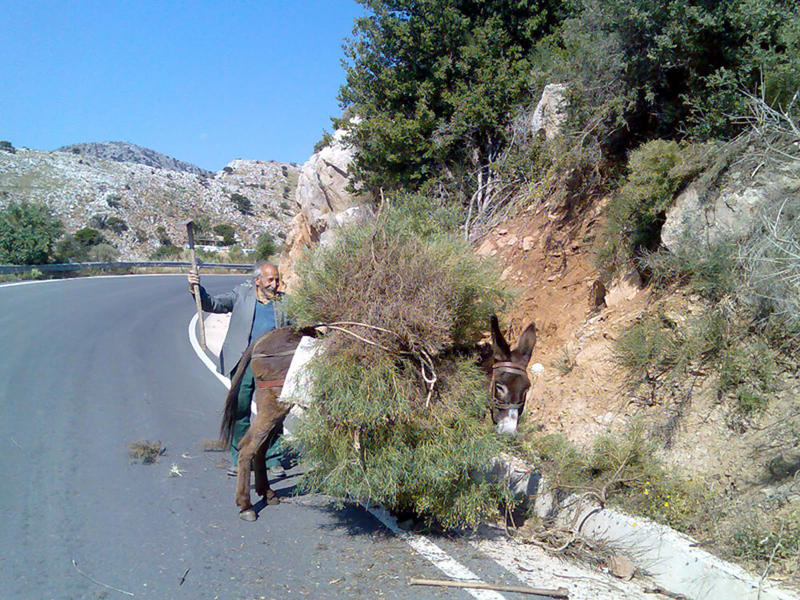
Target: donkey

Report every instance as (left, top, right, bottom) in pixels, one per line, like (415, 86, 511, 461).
(489, 315, 537, 434)
(220, 326, 307, 522)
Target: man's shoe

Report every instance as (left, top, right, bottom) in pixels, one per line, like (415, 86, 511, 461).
(268, 465, 285, 477)
(227, 466, 238, 477)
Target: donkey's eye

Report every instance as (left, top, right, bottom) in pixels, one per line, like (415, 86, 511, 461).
(495, 383, 508, 398)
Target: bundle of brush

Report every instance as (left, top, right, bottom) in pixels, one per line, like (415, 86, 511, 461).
(288, 201, 514, 529)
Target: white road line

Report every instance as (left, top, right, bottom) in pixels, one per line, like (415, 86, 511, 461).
(188, 313, 231, 389)
(186, 315, 508, 600)
(366, 504, 506, 600)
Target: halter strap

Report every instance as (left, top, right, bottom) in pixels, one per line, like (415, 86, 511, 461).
(492, 361, 528, 376)
(490, 361, 529, 411)
(255, 378, 285, 389)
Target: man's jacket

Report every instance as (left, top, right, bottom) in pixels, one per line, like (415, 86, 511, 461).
(197, 280, 289, 378)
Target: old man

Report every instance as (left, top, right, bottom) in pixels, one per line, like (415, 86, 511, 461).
(188, 262, 290, 476)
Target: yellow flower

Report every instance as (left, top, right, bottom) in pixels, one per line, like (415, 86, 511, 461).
(643, 489, 649, 495)
(664, 502, 669, 507)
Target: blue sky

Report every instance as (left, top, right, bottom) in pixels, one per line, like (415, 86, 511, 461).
(0, 1, 363, 170)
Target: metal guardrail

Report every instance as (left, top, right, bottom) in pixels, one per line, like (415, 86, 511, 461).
(0, 261, 254, 274)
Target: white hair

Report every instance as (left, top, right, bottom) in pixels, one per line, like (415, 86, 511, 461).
(252, 262, 278, 277)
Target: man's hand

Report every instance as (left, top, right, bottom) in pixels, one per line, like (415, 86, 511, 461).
(188, 269, 200, 294)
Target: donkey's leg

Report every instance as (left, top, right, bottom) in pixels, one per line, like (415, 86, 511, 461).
(252, 391, 290, 506)
(235, 429, 258, 520)
(253, 435, 268, 499)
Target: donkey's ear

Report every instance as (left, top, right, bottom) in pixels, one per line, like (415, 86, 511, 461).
(491, 314, 510, 360)
(512, 321, 537, 365)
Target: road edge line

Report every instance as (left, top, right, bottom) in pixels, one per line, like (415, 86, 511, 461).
(188, 313, 231, 389)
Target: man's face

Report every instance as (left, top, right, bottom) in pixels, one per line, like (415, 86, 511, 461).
(255, 265, 280, 297)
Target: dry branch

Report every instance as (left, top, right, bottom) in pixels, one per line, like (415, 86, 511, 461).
(409, 577, 569, 597)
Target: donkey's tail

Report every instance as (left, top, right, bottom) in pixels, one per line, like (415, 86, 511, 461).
(219, 342, 255, 449)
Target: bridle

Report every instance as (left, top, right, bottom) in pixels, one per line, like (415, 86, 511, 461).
(490, 361, 529, 410)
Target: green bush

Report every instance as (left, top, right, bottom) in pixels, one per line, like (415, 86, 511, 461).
(155, 226, 171, 246)
(104, 216, 128, 234)
(253, 232, 277, 261)
(230, 193, 253, 215)
(614, 306, 778, 417)
(225, 244, 250, 263)
(289, 205, 511, 528)
(0, 201, 63, 264)
(596, 140, 713, 275)
(313, 130, 333, 154)
(73, 227, 106, 248)
(538, 0, 800, 143)
(149, 244, 183, 260)
(522, 423, 711, 532)
(639, 241, 738, 302)
(213, 223, 236, 246)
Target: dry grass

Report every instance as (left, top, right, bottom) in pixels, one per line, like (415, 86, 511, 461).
(128, 440, 165, 464)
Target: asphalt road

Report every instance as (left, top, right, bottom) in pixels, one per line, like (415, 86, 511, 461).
(0, 275, 530, 600)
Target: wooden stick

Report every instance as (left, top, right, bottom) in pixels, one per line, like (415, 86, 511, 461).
(409, 577, 569, 598)
(185, 221, 207, 351)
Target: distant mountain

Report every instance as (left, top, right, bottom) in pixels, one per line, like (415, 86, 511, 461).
(56, 141, 213, 176)
(0, 147, 300, 260)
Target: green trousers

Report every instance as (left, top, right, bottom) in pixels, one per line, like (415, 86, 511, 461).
(231, 364, 284, 468)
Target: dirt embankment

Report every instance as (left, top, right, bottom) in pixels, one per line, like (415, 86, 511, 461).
(480, 199, 799, 497)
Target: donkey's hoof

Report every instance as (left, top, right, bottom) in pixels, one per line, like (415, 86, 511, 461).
(239, 508, 257, 522)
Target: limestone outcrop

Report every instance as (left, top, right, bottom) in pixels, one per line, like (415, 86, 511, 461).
(281, 125, 373, 289)
(531, 83, 569, 141)
(661, 157, 800, 251)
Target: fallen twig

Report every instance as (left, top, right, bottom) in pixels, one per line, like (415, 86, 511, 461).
(409, 577, 569, 598)
(178, 567, 190, 586)
(72, 559, 135, 597)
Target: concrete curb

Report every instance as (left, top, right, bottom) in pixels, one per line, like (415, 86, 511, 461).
(524, 477, 799, 600)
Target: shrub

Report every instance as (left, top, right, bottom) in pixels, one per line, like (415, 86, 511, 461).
(73, 227, 106, 248)
(522, 423, 711, 532)
(0, 201, 63, 264)
(149, 244, 183, 260)
(155, 226, 171, 246)
(253, 233, 277, 261)
(737, 196, 800, 347)
(639, 241, 738, 302)
(54, 235, 88, 263)
(313, 130, 333, 154)
(730, 501, 800, 567)
(87, 243, 119, 262)
(225, 244, 249, 263)
(230, 192, 253, 215)
(596, 140, 713, 275)
(0, 140, 16, 153)
(614, 306, 778, 418)
(213, 223, 236, 246)
(288, 205, 510, 528)
(105, 195, 122, 208)
(105, 216, 128, 234)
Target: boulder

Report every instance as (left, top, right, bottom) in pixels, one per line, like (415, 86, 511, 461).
(294, 125, 367, 240)
(662, 158, 800, 251)
(281, 122, 374, 289)
(531, 83, 569, 141)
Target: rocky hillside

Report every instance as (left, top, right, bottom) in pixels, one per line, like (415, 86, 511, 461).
(0, 145, 299, 260)
(57, 141, 213, 176)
